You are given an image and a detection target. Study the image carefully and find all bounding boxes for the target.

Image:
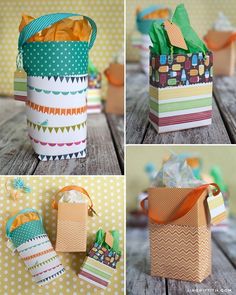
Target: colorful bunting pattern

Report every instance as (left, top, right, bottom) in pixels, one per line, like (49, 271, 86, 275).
(29, 135, 86, 147)
(27, 119, 86, 133)
(38, 148, 87, 161)
(26, 101, 87, 115)
(28, 85, 87, 95)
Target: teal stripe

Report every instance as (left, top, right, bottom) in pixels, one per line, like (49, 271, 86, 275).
(28, 85, 87, 95)
(14, 81, 27, 91)
(150, 97, 212, 113)
(83, 263, 112, 280)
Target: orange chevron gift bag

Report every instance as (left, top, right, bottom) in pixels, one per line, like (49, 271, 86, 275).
(141, 183, 221, 282)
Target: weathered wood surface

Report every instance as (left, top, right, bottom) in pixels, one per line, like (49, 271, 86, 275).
(213, 76, 236, 143)
(0, 98, 124, 175)
(127, 221, 236, 295)
(126, 63, 231, 144)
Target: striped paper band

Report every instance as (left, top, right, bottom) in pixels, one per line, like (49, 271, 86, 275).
(149, 110, 212, 127)
(149, 83, 212, 101)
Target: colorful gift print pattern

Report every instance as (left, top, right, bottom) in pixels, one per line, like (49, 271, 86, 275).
(15, 234, 65, 286)
(26, 75, 87, 161)
(149, 52, 213, 133)
(88, 242, 121, 269)
(87, 72, 102, 113)
(79, 256, 115, 289)
(0, 176, 124, 294)
(79, 242, 121, 289)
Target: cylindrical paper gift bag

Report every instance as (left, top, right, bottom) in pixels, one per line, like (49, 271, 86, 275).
(6, 208, 65, 286)
(52, 185, 96, 252)
(15, 13, 97, 161)
(141, 184, 220, 282)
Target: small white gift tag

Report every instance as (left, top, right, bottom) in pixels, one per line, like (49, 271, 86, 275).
(207, 189, 227, 225)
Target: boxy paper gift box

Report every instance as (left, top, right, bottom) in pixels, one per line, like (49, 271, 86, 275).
(52, 185, 96, 252)
(79, 229, 121, 289)
(105, 63, 124, 115)
(149, 4, 213, 133)
(141, 183, 226, 282)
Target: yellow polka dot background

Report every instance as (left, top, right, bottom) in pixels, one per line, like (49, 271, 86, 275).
(0, 176, 124, 295)
(0, 0, 124, 97)
(127, 0, 236, 61)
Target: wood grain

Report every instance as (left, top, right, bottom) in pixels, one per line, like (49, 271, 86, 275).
(106, 113, 124, 173)
(212, 219, 236, 268)
(214, 76, 236, 143)
(127, 224, 236, 295)
(126, 228, 166, 295)
(0, 98, 123, 175)
(126, 64, 231, 144)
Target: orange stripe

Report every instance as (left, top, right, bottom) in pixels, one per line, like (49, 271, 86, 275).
(23, 248, 54, 261)
(26, 101, 87, 115)
(212, 212, 227, 224)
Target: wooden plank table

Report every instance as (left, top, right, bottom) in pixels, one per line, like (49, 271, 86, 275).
(0, 98, 124, 175)
(126, 63, 233, 144)
(127, 219, 236, 295)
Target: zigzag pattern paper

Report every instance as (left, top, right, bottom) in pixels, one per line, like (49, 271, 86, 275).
(150, 222, 211, 282)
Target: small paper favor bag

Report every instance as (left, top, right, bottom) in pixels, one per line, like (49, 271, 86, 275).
(149, 52, 213, 133)
(14, 13, 97, 161)
(149, 4, 213, 133)
(79, 229, 121, 289)
(5, 208, 65, 286)
(53, 185, 96, 252)
(141, 183, 226, 282)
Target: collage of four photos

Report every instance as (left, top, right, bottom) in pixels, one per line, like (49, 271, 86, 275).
(0, 0, 236, 294)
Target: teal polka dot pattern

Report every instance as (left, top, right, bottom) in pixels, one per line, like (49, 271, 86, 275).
(10, 220, 46, 248)
(23, 41, 89, 76)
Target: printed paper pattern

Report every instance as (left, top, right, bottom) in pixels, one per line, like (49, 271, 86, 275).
(16, 234, 65, 286)
(149, 52, 213, 133)
(26, 75, 88, 160)
(79, 256, 115, 289)
(150, 222, 211, 282)
(207, 192, 227, 225)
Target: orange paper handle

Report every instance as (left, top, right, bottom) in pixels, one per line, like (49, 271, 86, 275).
(204, 33, 236, 51)
(52, 185, 94, 213)
(140, 183, 220, 224)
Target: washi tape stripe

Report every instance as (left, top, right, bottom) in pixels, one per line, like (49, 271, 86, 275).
(33, 264, 62, 277)
(29, 135, 87, 146)
(26, 101, 87, 115)
(149, 83, 212, 100)
(23, 248, 54, 260)
(149, 110, 212, 126)
(19, 240, 50, 253)
(27, 119, 86, 133)
(149, 97, 212, 113)
(28, 255, 58, 271)
(83, 264, 112, 280)
(28, 85, 87, 95)
(79, 270, 108, 287)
